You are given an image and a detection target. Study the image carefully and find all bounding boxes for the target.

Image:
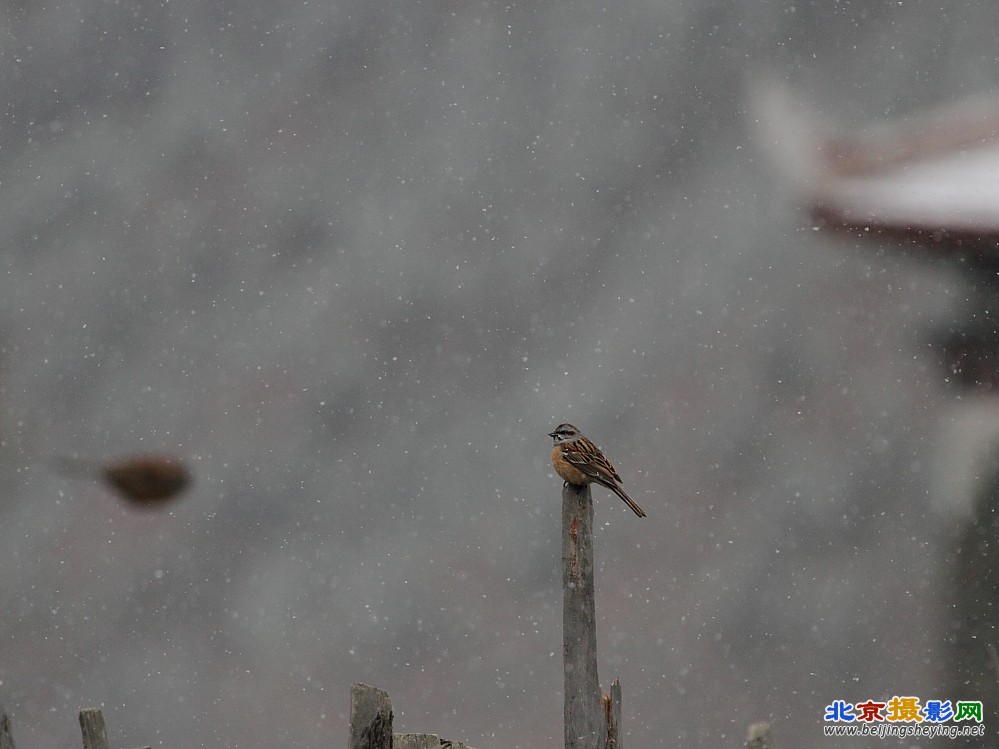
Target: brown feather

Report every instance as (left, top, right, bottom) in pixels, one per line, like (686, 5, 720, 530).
(550, 427, 647, 518)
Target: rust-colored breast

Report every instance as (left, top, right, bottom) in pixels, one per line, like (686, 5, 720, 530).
(551, 444, 591, 486)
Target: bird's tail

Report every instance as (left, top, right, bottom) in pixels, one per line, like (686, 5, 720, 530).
(606, 481, 647, 518)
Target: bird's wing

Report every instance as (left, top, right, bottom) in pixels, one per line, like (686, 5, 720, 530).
(562, 439, 624, 485)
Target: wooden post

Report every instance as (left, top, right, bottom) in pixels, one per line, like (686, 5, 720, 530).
(604, 680, 622, 749)
(562, 483, 601, 749)
(349, 683, 393, 749)
(394, 735, 441, 749)
(78, 709, 109, 749)
(1, 708, 16, 749)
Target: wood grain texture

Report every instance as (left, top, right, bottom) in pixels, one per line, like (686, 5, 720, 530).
(78, 709, 109, 749)
(349, 683, 393, 749)
(562, 483, 601, 749)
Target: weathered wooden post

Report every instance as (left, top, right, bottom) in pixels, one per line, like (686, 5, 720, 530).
(604, 680, 622, 749)
(349, 683, 393, 749)
(78, 709, 109, 749)
(562, 482, 628, 749)
(1, 708, 17, 749)
(562, 483, 603, 749)
(348, 685, 474, 749)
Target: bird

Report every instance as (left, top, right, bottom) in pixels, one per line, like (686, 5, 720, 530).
(102, 455, 191, 506)
(548, 423, 647, 517)
(51, 454, 192, 507)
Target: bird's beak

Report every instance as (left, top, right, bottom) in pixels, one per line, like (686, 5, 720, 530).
(547, 431, 557, 438)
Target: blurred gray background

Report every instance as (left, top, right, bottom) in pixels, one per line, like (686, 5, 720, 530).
(1, 1, 996, 747)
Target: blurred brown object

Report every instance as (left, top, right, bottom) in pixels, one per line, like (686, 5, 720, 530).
(754, 83, 999, 249)
(102, 455, 191, 506)
(53, 454, 191, 507)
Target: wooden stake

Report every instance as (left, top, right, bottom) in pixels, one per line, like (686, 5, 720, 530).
(78, 709, 109, 749)
(349, 683, 393, 749)
(562, 483, 601, 749)
(1, 708, 16, 749)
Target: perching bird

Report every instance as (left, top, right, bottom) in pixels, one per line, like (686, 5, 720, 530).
(548, 423, 646, 517)
(52, 454, 191, 507)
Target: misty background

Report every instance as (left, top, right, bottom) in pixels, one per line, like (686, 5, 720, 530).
(1, 1, 996, 747)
